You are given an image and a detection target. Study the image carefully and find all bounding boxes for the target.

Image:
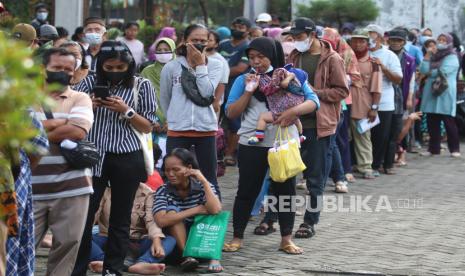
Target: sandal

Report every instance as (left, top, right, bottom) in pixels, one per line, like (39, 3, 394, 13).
(223, 156, 237, 166)
(345, 173, 356, 183)
(180, 256, 199, 271)
(279, 243, 304, 255)
(254, 222, 276, 235)
(223, 242, 241, 252)
(383, 168, 396, 175)
(207, 260, 224, 273)
(294, 223, 315, 239)
(363, 171, 375, 179)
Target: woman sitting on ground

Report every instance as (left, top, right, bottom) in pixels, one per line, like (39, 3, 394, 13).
(89, 182, 175, 275)
(153, 148, 223, 273)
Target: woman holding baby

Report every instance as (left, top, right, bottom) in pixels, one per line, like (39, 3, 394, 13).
(222, 37, 319, 254)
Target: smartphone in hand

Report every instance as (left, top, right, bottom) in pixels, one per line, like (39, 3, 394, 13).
(92, 85, 110, 100)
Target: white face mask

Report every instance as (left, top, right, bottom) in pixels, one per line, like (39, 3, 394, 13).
(75, 59, 82, 71)
(369, 37, 377, 49)
(294, 38, 312, 53)
(37, 12, 48, 21)
(155, 53, 173, 64)
(437, 43, 448, 50)
(251, 65, 273, 74)
(85, 32, 103, 46)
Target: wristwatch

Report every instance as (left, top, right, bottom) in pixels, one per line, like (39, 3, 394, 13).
(123, 108, 136, 119)
(371, 104, 379, 111)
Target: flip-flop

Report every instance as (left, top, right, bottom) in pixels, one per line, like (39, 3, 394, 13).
(223, 242, 241, 252)
(180, 257, 199, 271)
(223, 156, 237, 166)
(207, 262, 224, 273)
(253, 223, 276, 235)
(279, 243, 304, 255)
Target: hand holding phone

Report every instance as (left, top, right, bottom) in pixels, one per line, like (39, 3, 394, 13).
(92, 85, 110, 100)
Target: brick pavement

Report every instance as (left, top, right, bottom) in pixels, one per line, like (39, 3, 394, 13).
(36, 150, 465, 275)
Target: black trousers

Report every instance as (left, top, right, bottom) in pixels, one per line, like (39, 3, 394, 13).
(166, 136, 219, 198)
(72, 151, 146, 276)
(385, 114, 403, 169)
(233, 144, 296, 238)
(371, 111, 393, 170)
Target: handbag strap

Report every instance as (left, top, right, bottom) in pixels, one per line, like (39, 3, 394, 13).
(132, 76, 143, 110)
(43, 105, 54, 120)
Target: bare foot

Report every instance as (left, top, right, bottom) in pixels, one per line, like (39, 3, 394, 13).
(280, 235, 303, 254)
(208, 260, 223, 273)
(88, 261, 103, 273)
(128, 262, 166, 275)
(40, 233, 52, 248)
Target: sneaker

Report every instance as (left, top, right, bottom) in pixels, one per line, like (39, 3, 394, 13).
(372, 170, 380, 177)
(335, 181, 349, 193)
(451, 152, 461, 158)
(296, 179, 306, 190)
(248, 136, 260, 145)
(104, 270, 118, 276)
(419, 151, 432, 157)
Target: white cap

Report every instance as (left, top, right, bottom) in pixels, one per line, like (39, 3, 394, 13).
(256, 13, 272, 23)
(366, 24, 384, 37)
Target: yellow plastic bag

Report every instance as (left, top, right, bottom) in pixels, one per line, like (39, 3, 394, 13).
(268, 127, 306, 182)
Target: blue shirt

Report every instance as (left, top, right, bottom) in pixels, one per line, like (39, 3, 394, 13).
(405, 42, 424, 67)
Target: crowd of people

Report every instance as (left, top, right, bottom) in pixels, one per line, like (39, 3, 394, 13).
(1, 2, 463, 276)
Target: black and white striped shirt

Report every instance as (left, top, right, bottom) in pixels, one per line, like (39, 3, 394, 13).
(75, 75, 157, 177)
(153, 179, 218, 224)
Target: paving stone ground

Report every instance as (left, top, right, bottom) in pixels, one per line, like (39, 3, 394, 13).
(36, 147, 465, 276)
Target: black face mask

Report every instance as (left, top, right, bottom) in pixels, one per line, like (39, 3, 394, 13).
(231, 29, 246, 40)
(103, 71, 127, 83)
(46, 70, 71, 87)
(193, 43, 206, 52)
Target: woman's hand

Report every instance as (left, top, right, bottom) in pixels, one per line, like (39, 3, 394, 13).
(184, 168, 207, 183)
(273, 108, 298, 127)
(196, 205, 209, 215)
(186, 43, 206, 67)
(245, 73, 260, 92)
(101, 96, 130, 114)
(150, 237, 165, 258)
(91, 94, 103, 110)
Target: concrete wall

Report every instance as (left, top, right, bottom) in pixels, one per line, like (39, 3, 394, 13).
(293, 0, 465, 41)
(54, 0, 84, 36)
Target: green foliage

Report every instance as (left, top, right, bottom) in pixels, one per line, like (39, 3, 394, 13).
(297, 0, 379, 28)
(137, 20, 160, 52)
(1, 0, 54, 24)
(0, 33, 48, 164)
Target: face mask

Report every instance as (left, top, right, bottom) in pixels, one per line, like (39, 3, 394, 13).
(75, 59, 82, 71)
(294, 38, 312, 53)
(231, 29, 246, 40)
(342, 34, 351, 41)
(437, 43, 448, 50)
(37, 12, 48, 21)
(252, 65, 273, 74)
(46, 70, 71, 87)
(103, 71, 127, 83)
(85, 32, 103, 46)
(193, 43, 206, 52)
(369, 38, 377, 49)
(155, 53, 173, 64)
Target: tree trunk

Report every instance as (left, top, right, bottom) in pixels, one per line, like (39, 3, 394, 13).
(199, 0, 208, 26)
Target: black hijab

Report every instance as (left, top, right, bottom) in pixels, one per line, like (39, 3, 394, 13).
(245, 37, 285, 103)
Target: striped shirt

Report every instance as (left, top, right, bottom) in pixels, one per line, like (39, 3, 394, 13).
(31, 89, 94, 200)
(153, 179, 218, 224)
(75, 75, 157, 177)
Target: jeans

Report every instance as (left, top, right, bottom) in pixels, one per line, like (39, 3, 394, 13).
(302, 128, 332, 226)
(337, 109, 352, 173)
(330, 114, 346, 182)
(90, 234, 176, 264)
(72, 151, 147, 276)
(233, 145, 296, 238)
(166, 136, 220, 199)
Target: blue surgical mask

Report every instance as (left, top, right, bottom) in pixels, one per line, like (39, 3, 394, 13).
(37, 12, 48, 21)
(85, 32, 103, 46)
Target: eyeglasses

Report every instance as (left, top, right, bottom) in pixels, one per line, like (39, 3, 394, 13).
(100, 45, 129, 52)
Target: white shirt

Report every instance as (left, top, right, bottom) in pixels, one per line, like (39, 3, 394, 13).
(370, 46, 403, 111)
(117, 37, 146, 67)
